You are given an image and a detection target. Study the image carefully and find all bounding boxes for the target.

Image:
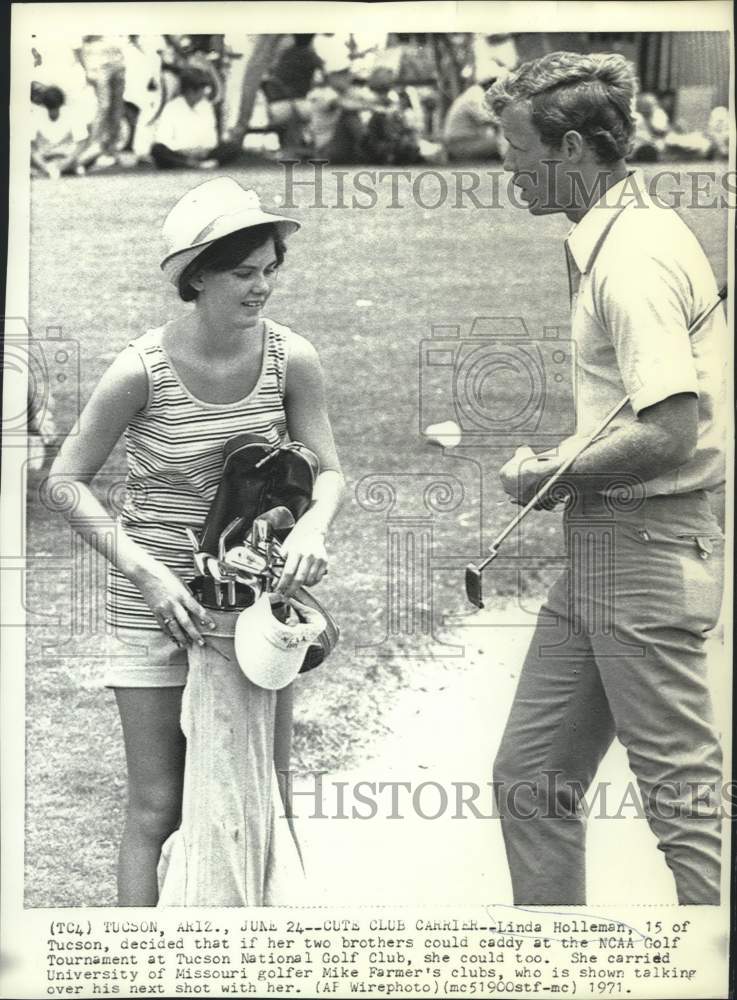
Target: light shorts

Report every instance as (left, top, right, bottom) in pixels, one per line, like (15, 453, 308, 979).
(102, 611, 238, 688)
(102, 627, 189, 688)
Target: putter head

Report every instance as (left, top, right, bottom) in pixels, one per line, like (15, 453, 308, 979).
(465, 563, 484, 609)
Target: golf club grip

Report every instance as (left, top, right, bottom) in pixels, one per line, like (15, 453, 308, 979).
(485, 285, 727, 558)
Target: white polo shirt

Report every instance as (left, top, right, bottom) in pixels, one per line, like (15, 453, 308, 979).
(564, 171, 726, 497)
(155, 95, 218, 155)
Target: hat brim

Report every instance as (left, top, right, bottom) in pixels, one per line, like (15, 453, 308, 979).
(161, 208, 300, 285)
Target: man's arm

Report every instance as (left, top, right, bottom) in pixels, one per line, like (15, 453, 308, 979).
(502, 246, 704, 505)
(563, 392, 697, 477)
(501, 393, 697, 505)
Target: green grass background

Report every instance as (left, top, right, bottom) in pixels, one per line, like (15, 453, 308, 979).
(24, 163, 728, 905)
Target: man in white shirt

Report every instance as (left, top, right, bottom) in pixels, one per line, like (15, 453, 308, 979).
(151, 66, 239, 169)
(485, 52, 727, 905)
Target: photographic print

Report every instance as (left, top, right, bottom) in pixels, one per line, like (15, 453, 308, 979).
(1, 2, 733, 998)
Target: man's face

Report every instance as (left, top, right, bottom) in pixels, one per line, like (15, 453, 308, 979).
(500, 102, 569, 215)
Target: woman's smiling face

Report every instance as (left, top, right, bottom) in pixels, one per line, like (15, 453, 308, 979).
(195, 237, 281, 328)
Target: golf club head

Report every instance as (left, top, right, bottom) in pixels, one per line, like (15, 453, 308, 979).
(257, 506, 296, 542)
(223, 544, 269, 575)
(258, 506, 296, 530)
(205, 556, 235, 584)
(192, 550, 209, 577)
(465, 564, 484, 609)
(218, 516, 245, 561)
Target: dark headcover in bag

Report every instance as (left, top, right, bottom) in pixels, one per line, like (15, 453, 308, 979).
(199, 433, 319, 556)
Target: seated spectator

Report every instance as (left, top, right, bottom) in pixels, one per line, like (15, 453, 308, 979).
(444, 71, 508, 162)
(632, 91, 714, 162)
(706, 106, 729, 158)
(151, 66, 239, 170)
(31, 84, 99, 178)
(303, 55, 377, 163)
(361, 67, 424, 165)
(631, 92, 669, 160)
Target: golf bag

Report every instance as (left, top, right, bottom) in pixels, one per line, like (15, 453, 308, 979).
(200, 433, 319, 554)
(189, 432, 338, 671)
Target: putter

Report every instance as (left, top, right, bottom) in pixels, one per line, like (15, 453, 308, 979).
(465, 285, 728, 609)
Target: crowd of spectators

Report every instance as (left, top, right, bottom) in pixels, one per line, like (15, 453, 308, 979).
(29, 32, 730, 179)
(631, 91, 729, 161)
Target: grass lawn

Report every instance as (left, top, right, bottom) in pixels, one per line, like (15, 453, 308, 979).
(23, 161, 728, 906)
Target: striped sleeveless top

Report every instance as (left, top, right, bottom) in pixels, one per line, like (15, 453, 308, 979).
(106, 320, 289, 630)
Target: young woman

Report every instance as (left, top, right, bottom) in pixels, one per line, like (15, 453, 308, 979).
(49, 177, 344, 905)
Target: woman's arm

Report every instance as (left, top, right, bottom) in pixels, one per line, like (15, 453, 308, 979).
(49, 347, 214, 646)
(275, 333, 345, 596)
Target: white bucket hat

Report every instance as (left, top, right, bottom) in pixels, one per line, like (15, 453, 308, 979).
(160, 177, 301, 286)
(234, 593, 326, 691)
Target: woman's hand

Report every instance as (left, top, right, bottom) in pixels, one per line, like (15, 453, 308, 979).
(273, 521, 329, 597)
(132, 554, 216, 648)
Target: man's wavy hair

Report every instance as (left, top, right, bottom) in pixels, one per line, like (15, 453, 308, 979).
(486, 52, 637, 163)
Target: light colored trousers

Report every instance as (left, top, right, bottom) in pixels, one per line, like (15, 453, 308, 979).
(494, 489, 724, 905)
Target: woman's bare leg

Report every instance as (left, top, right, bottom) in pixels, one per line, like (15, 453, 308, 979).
(114, 687, 186, 906)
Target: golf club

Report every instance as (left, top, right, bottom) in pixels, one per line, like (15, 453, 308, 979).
(223, 544, 270, 575)
(185, 527, 209, 577)
(465, 284, 727, 608)
(255, 505, 297, 541)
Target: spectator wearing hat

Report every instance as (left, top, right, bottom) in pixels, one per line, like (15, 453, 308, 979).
(151, 67, 240, 170)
